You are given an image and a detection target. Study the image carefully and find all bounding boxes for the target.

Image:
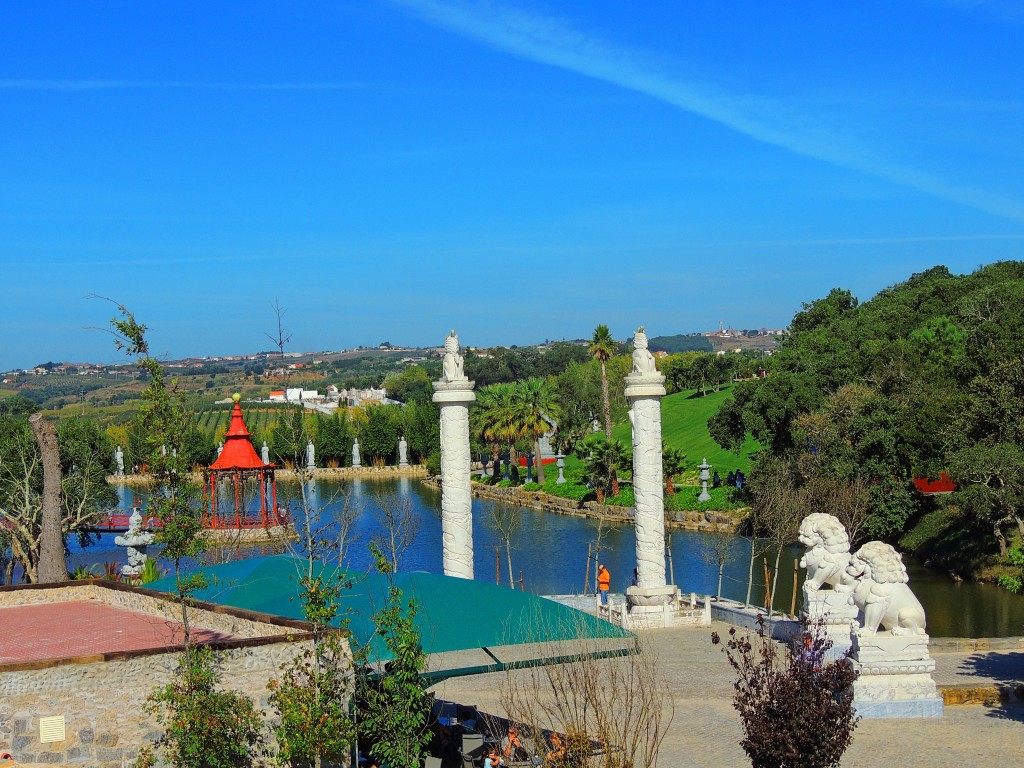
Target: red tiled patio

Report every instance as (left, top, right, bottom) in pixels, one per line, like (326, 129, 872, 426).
(0, 600, 234, 664)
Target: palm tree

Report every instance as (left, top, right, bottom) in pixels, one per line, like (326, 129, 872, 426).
(514, 377, 559, 485)
(588, 325, 616, 439)
(582, 434, 629, 502)
(473, 382, 521, 478)
(662, 447, 688, 495)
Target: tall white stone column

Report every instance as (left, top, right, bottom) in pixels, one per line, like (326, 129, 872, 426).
(432, 330, 476, 579)
(625, 327, 675, 608)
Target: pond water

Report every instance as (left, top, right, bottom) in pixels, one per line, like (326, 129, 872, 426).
(74, 478, 1024, 638)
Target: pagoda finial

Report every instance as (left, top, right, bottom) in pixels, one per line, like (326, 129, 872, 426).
(233, 392, 241, 403)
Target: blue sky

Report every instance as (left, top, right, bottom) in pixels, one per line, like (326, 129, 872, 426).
(1, 1, 1022, 370)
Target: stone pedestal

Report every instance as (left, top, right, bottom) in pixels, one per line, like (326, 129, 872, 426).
(625, 370, 668, 596)
(433, 379, 476, 580)
(800, 586, 858, 660)
(851, 632, 944, 718)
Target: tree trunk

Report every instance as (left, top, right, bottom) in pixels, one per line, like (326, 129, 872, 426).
(506, 540, 515, 589)
(717, 562, 725, 599)
(535, 438, 546, 485)
(596, 487, 605, 504)
(769, 547, 783, 617)
(1014, 513, 1024, 540)
(30, 414, 67, 584)
(611, 474, 620, 498)
(994, 523, 1008, 557)
(600, 361, 612, 439)
(666, 474, 675, 495)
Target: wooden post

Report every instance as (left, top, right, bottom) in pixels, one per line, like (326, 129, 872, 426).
(763, 557, 771, 611)
(519, 570, 524, 591)
(791, 558, 799, 618)
(584, 542, 592, 595)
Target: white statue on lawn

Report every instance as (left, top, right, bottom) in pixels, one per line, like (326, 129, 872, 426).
(846, 541, 927, 635)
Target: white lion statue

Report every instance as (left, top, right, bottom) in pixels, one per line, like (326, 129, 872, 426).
(798, 512, 855, 592)
(846, 541, 927, 635)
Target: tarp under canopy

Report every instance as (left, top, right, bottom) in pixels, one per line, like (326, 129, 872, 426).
(149, 555, 635, 681)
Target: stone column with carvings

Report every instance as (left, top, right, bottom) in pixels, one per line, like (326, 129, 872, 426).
(432, 330, 476, 579)
(624, 327, 674, 607)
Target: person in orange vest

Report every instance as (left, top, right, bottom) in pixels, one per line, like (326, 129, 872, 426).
(597, 563, 611, 605)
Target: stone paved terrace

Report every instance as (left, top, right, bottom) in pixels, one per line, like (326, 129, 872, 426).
(0, 600, 234, 664)
(429, 621, 1024, 768)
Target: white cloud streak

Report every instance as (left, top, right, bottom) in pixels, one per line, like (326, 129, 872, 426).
(390, 0, 1024, 223)
(0, 80, 367, 91)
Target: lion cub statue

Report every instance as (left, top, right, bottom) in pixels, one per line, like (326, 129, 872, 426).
(798, 512, 856, 592)
(846, 541, 927, 635)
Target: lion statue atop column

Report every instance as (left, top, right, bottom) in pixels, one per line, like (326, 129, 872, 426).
(798, 512, 856, 592)
(846, 541, 927, 635)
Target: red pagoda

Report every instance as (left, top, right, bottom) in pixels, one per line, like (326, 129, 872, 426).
(207, 394, 285, 529)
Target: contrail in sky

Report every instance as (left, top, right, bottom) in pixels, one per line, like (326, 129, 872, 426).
(390, 0, 1024, 224)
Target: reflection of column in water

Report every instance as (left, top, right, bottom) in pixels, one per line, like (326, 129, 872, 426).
(398, 476, 410, 495)
(303, 478, 318, 518)
(116, 484, 129, 512)
(351, 477, 364, 499)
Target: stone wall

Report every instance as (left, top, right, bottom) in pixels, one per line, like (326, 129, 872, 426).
(0, 582, 330, 768)
(0, 637, 317, 767)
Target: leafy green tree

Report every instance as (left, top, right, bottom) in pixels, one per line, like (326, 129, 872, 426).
(0, 415, 114, 583)
(314, 413, 351, 467)
(357, 543, 431, 768)
(947, 442, 1024, 557)
(399, 399, 440, 465)
(271, 409, 306, 467)
(359, 405, 400, 464)
(551, 361, 600, 455)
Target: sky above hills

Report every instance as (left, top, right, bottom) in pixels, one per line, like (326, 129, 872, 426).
(2, 1, 1023, 370)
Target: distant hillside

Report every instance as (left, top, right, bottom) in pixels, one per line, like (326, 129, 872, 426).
(648, 335, 713, 354)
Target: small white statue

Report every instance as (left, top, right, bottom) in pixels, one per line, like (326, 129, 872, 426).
(631, 327, 658, 376)
(798, 512, 856, 592)
(442, 330, 466, 381)
(398, 436, 408, 467)
(352, 438, 361, 468)
(261, 440, 270, 465)
(846, 541, 927, 635)
(114, 445, 124, 476)
(306, 439, 316, 469)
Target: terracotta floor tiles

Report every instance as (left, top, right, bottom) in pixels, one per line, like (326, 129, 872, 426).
(0, 600, 234, 663)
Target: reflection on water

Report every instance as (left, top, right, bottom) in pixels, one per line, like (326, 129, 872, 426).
(74, 478, 1024, 637)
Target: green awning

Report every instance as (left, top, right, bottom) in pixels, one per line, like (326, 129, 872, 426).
(149, 555, 635, 681)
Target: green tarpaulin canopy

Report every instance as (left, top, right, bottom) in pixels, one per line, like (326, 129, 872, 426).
(149, 555, 635, 681)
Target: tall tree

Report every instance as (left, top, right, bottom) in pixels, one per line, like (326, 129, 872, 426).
(29, 413, 65, 583)
(589, 325, 616, 439)
(514, 377, 558, 485)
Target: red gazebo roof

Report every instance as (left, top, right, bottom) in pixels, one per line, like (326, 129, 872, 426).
(209, 395, 271, 471)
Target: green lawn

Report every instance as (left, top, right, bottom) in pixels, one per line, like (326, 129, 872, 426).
(611, 385, 759, 476)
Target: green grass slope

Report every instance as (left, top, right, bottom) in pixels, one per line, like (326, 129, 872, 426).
(611, 385, 759, 475)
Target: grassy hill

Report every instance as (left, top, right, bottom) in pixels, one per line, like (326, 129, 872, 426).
(611, 385, 759, 475)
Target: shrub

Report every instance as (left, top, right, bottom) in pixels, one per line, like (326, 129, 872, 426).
(605, 485, 635, 507)
(521, 482, 541, 491)
(665, 486, 744, 512)
(711, 618, 859, 768)
(145, 646, 263, 768)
